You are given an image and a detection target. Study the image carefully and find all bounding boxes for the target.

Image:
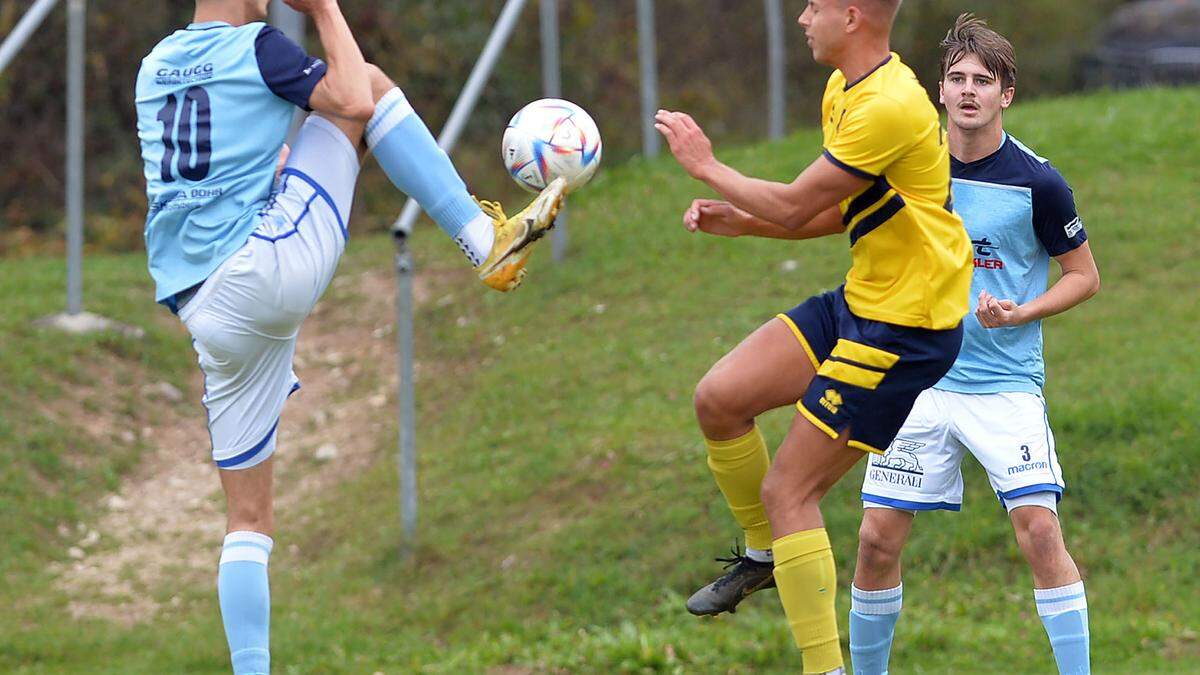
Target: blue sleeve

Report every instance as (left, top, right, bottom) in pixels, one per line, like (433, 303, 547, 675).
(254, 25, 327, 110)
(1032, 167, 1088, 257)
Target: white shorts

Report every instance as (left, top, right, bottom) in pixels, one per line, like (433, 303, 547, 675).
(179, 115, 360, 470)
(861, 388, 1065, 513)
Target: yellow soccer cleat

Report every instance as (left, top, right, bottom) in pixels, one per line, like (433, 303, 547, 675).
(475, 177, 567, 292)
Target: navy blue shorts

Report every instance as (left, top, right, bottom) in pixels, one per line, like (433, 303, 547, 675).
(779, 286, 963, 454)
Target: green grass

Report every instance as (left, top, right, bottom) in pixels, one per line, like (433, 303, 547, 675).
(2, 87, 1199, 673)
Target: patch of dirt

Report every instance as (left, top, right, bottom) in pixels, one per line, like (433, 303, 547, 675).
(52, 267, 457, 625)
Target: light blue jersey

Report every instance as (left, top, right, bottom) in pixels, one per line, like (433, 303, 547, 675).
(936, 135, 1088, 394)
(136, 21, 326, 305)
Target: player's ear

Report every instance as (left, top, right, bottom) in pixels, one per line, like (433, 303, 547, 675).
(844, 4, 862, 32)
(1000, 86, 1015, 109)
(938, 80, 946, 105)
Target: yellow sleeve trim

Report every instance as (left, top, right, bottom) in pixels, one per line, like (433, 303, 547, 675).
(831, 339, 900, 370)
(849, 440, 885, 455)
(817, 360, 887, 390)
(796, 401, 840, 440)
(775, 314, 821, 371)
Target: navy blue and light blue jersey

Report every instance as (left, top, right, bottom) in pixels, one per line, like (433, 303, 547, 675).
(135, 21, 326, 304)
(935, 135, 1088, 394)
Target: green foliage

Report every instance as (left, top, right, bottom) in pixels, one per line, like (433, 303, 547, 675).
(1, 87, 1197, 672)
(0, 0, 1132, 255)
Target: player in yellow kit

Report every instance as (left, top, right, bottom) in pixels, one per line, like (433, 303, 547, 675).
(654, 1, 971, 672)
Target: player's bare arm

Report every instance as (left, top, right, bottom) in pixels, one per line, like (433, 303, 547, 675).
(684, 199, 845, 240)
(286, 0, 374, 121)
(977, 241, 1100, 328)
(655, 109, 869, 231)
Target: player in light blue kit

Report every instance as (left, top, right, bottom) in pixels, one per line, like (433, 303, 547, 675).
(847, 16, 1100, 675)
(135, 1, 565, 672)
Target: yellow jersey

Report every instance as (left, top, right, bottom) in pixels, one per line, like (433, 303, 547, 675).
(821, 53, 971, 330)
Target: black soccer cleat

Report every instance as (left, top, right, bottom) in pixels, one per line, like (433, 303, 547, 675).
(686, 545, 776, 616)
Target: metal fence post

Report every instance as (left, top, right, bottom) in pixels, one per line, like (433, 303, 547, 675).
(637, 0, 659, 158)
(66, 0, 84, 315)
(765, 0, 786, 140)
(394, 236, 417, 560)
(0, 0, 60, 76)
(540, 0, 568, 262)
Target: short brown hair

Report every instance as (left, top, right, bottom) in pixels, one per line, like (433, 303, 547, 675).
(940, 13, 1017, 90)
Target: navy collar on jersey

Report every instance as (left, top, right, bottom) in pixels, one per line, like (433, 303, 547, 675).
(186, 21, 233, 31)
(844, 54, 893, 91)
(951, 132, 1010, 172)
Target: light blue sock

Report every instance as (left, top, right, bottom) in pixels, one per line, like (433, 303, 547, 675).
(849, 583, 902, 675)
(218, 531, 274, 675)
(366, 88, 491, 264)
(1035, 581, 1090, 675)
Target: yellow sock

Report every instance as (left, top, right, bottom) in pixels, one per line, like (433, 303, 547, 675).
(773, 528, 843, 674)
(705, 427, 772, 551)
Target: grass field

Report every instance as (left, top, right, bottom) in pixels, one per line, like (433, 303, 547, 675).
(1, 87, 1198, 673)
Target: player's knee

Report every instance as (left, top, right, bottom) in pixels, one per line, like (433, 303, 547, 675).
(857, 518, 904, 569)
(1013, 508, 1064, 560)
(693, 374, 744, 427)
(760, 469, 820, 516)
(759, 473, 788, 515)
(366, 63, 396, 103)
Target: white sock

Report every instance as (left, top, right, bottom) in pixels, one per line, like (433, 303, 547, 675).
(746, 547, 773, 563)
(455, 213, 495, 266)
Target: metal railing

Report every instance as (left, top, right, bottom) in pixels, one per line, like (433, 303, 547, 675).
(1, 0, 86, 318)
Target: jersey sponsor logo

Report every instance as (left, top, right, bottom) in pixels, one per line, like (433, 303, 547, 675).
(148, 187, 225, 214)
(155, 63, 215, 86)
(869, 439, 926, 487)
(1064, 216, 1083, 238)
(972, 236, 1005, 270)
(819, 388, 843, 415)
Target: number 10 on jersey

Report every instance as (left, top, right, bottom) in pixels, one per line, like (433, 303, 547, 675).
(157, 85, 212, 182)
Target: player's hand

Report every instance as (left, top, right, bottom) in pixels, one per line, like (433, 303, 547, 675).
(975, 289, 1025, 328)
(282, 0, 339, 16)
(654, 110, 718, 181)
(684, 199, 747, 238)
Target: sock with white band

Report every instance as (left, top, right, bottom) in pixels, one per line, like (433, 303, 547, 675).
(745, 547, 773, 563)
(849, 583, 903, 675)
(366, 88, 493, 265)
(218, 531, 274, 675)
(1035, 581, 1090, 674)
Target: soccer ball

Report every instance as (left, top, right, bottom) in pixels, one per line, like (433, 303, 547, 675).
(502, 98, 602, 194)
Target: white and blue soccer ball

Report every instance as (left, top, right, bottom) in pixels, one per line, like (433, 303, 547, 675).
(502, 98, 602, 194)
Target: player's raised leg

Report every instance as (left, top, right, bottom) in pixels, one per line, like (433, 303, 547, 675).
(849, 508, 913, 675)
(763, 417, 866, 674)
(1010, 501, 1090, 674)
(685, 317, 818, 616)
(284, 0, 564, 292)
(216, 458, 276, 675)
(359, 66, 564, 291)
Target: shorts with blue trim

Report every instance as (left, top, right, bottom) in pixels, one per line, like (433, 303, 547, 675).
(179, 115, 360, 470)
(778, 285, 963, 455)
(862, 388, 1065, 512)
